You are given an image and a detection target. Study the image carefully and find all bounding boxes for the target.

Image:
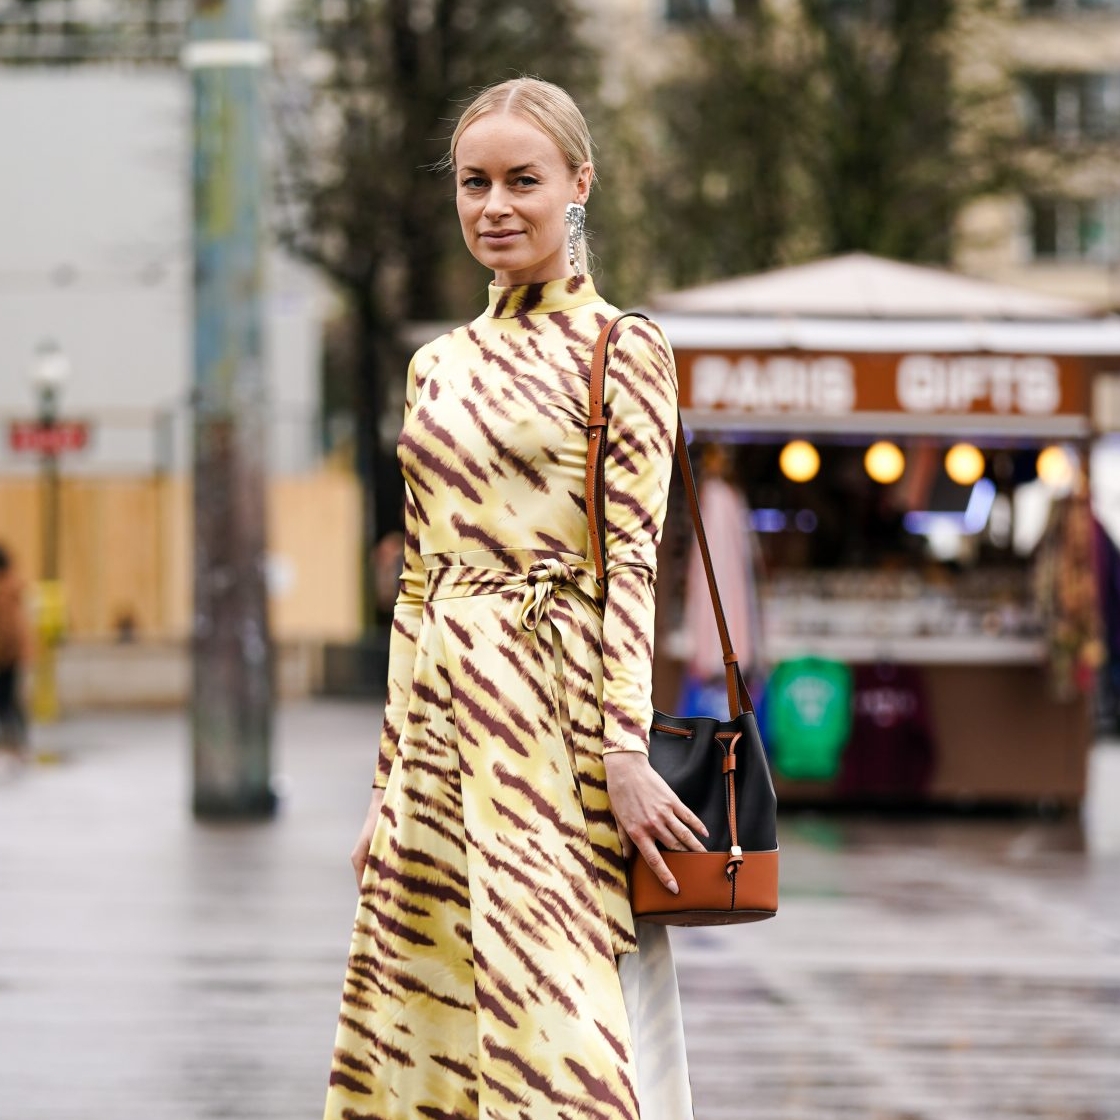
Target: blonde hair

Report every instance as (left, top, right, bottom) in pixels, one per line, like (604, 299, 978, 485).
(449, 78, 594, 273)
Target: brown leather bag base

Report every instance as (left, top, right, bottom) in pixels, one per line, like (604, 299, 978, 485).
(629, 849, 779, 926)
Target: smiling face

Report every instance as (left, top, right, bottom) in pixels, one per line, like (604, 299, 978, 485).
(454, 112, 593, 287)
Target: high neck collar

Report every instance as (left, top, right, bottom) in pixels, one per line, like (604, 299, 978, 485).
(486, 274, 602, 319)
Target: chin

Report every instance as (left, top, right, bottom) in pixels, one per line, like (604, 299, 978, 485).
(477, 248, 528, 274)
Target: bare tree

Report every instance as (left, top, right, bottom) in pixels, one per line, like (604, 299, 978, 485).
(641, 4, 818, 288)
(640, 0, 1021, 289)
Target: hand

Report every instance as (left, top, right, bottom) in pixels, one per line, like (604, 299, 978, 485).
(350, 787, 386, 890)
(604, 752, 708, 895)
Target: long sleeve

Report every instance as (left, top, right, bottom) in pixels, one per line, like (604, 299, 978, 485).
(599, 318, 678, 756)
(374, 357, 427, 789)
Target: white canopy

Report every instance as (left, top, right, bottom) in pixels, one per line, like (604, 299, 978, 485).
(649, 312, 1120, 356)
(648, 253, 1098, 321)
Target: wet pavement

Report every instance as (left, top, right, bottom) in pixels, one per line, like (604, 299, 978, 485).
(1, 701, 1118, 1120)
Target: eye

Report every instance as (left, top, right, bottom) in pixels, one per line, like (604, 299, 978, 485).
(460, 176, 487, 189)
(514, 175, 539, 187)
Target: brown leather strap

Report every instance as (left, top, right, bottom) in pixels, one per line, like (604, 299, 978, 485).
(724, 732, 744, 881)
(586, 314, 755, 719)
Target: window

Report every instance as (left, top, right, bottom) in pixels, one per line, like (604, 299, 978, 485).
(1029, 196, 1120, 261)
(1023, 0, 1120, 13)
(665, 0, 725, 20)
(1020, 72, 1120, 140)
(1083, 73, 1120, 136)
(1021, 74, 1062, 137)
(666, 0, 702, 18)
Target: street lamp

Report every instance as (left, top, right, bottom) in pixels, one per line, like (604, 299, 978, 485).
(29, 339, 70, 723)
(32, 338, 71, 395)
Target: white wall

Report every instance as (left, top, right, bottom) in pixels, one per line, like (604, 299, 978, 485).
(0, 67, 323, 475)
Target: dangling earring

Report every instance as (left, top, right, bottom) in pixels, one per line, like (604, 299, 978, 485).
(565, 202, 586, 276)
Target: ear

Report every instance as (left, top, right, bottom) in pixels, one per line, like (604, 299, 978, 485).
(573, 162, 593, 206)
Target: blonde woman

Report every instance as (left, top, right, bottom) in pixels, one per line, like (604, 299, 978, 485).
(324, 78, 702, 1120)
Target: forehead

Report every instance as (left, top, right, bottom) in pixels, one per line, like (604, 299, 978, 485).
(455, 112, 567, 171)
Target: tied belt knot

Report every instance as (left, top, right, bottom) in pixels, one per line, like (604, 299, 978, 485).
(519, 558, 583, 633)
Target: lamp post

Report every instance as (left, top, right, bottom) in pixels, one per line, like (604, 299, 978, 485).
(32, 340, 69, 580)
(30, 339, 70, 723)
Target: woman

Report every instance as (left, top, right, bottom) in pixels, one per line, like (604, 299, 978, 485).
(324, 78, 705, 1120)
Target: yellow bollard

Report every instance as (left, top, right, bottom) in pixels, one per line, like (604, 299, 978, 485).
(30, 580, 66, 724)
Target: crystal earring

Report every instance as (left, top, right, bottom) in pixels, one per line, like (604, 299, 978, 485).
(565, 202, 586, 275)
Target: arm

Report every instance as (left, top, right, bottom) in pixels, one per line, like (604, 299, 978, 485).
(598, 319, 676, 758)
(351, 356, 426, 886)
(597, 321, 707, 892)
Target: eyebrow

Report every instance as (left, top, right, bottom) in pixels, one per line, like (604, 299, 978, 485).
(458, 163, 542, 175)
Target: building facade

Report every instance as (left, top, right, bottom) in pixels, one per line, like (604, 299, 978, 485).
(955, 0, 1120, 309)
(597, 0, 1120, 311)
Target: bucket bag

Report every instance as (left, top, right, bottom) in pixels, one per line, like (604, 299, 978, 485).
(587, 313, 779, 926)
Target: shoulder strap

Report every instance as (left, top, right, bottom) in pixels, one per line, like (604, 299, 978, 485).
(586, 313, 756, 720)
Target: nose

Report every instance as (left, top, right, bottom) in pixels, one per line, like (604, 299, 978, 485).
(483, 186, 512, 221)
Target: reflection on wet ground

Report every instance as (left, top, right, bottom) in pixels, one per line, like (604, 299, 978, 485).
(1, 704, 1118, 1119)
(678, 800, 1120, 1119)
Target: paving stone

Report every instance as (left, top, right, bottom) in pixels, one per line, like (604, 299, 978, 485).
(1, 703, 1118, 1119)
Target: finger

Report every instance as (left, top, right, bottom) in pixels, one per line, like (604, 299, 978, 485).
(667, 816, 708, 853)
(659, 820, 689, 851)
(665, 820, 707, 854)
(637, 837, 678, 894)
(674, 803, 709, 838)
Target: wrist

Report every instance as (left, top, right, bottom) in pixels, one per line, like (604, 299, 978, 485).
(604, 750, 649, 766)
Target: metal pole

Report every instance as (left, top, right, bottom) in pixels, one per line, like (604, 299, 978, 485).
(186, 0, 275, 819)
(39, 386, 59, 582)
(33, 384, 61, 724)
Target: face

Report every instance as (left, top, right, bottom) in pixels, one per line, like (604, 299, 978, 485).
(454, 112, 592, 287)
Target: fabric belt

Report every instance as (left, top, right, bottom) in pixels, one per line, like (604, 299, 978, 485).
(422, 550, 602, 773)
(423, 551, 600, 624)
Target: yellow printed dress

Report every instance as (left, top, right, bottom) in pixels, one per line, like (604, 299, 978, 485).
(324, 276, 693, 1120)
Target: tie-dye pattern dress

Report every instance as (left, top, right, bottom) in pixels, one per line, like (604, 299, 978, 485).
(324, 275, 693, 1120)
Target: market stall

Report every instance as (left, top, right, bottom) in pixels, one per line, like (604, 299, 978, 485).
(648, 254, 1120, 808)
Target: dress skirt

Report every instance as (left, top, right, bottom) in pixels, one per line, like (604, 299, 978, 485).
(323, 548, 692, 1120)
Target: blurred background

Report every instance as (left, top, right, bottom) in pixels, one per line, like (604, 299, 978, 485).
(1, 1, 1119, 1118)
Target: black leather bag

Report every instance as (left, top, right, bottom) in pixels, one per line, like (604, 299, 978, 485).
(587, 313, 779, 925)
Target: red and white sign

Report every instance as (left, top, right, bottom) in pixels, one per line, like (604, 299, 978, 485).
(8, 421, 91, 455)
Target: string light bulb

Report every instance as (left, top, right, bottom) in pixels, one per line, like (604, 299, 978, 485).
(945, 443, 985, 486)
(779, 440, 820, 482)
(1037, 445, 1075, 492)
(864, 441, 905, 484)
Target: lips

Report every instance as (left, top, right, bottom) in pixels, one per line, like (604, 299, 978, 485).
(481, 230, 521, 241)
